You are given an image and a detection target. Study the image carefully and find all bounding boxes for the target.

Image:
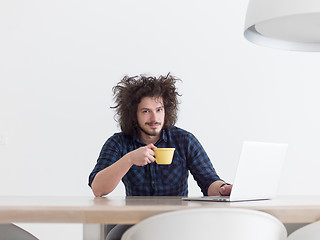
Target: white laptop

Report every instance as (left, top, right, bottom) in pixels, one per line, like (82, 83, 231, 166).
(182, 141, 288, 202)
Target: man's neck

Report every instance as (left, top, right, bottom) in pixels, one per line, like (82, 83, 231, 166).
(140, 133, 160, 145)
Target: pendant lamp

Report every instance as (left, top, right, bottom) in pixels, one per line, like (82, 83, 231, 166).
(244, 0, 320, 51)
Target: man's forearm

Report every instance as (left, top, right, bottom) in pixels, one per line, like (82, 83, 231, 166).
(91, 154, 133, 197)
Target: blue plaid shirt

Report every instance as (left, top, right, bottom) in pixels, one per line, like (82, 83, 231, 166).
(88, 126, 221, 196)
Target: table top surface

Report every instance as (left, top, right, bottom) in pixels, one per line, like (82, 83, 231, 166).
(1, 195, 320, 224)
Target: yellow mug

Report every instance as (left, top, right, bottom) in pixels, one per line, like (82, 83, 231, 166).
(153, 148, 175, 165)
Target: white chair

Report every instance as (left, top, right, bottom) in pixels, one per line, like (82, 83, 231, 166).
(121, 208, 287, 240)
(288, 220, 320, 240)
(0, 224, 38, 240)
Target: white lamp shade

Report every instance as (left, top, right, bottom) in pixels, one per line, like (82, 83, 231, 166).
(244, 0, 320, 51)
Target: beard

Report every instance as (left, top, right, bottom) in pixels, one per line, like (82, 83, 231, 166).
(138, 122, 162, 136)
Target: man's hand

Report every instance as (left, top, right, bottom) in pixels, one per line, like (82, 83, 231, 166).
(128, 144, 156, 166)
(219, 184, 233, 196)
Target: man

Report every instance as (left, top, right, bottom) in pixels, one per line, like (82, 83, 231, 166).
(88, 73, 232, 239)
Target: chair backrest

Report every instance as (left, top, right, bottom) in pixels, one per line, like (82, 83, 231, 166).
(121, 208, 287, 240)
(0, 224, 39, 240)
(288, 220, 320, 240)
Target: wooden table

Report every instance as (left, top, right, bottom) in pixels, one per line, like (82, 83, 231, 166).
(1, 195, 320, 239)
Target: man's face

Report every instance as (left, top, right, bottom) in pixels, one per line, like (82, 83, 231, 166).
(137, 96, 165, 138)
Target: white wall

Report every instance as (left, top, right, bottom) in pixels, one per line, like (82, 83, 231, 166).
(1, 0, 320, 239)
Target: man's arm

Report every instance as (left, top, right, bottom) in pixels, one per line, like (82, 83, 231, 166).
(91, 144, 156, 197)
(207, 181, 233, 196)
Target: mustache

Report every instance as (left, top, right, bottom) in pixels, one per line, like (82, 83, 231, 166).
(146, 122, 161, 125)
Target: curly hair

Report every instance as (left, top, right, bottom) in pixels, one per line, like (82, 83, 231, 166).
(111, 73, 181, 136)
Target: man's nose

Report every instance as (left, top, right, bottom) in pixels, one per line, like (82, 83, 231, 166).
(150, 111, 157, 122)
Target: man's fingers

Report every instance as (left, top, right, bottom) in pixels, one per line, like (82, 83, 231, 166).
(146, 143, 156, 149)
